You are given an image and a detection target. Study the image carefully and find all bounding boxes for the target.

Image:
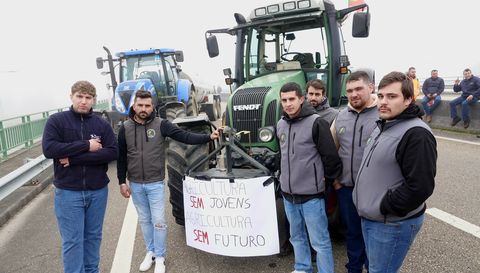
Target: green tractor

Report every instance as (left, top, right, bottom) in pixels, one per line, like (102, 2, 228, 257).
(166, 0, 371, 256)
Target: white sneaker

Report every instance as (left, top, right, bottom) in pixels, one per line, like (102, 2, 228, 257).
(154, 257, 165, 273)
(291, 271, 307, 273)
(139, 251, 155, 271)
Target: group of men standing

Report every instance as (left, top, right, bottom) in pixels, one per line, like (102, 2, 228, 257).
(44, 68, 443, 273)
(278, 71, 437, 273)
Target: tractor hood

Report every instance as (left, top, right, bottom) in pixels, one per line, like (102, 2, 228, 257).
(240, 70, 306, 91)
(113, 79, 157, 116)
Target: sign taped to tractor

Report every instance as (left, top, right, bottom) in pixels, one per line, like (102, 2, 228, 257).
(183, 176, 279, 257)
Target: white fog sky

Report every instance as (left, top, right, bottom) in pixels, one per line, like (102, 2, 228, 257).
(0, 0, 478, 119)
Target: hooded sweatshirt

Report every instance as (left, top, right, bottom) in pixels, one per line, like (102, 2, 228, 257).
(353, 104, 436, 222)
(277, 101, 342, 203)
(117, 108, 211, 184)
(312, 96, 339, 126)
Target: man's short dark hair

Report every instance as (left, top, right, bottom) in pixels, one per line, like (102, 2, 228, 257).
(306, 79, 326, 95)
(280, 82, 303, 97)
(346, 71, 372, 84)
(431, 69, 438, 73)
(134, 90, 153, 102)
(378, 71, 414, 101)
(464, 68, 471, 73)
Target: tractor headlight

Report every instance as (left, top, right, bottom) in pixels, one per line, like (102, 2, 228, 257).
(258, 127, 274, 142)
(114, 95, 126, 113)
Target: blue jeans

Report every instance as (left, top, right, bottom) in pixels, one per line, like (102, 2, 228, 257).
(336, 186, 368, 273)
(421, 95, 442, 115)
(54, 186, 108, 273)
(361, 214, 424, 273)
(283, 198, 334, 273)
(130, 181, 167, 258)
(449, 96, 479, 121)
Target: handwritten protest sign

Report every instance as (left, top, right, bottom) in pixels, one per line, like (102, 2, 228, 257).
(183, 176, 279, 257)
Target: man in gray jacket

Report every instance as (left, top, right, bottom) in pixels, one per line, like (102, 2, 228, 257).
(117, 91, 219, 273)
(306, 79, 338, 125)
(277, 82, 342, 273)
(330, 71, 377, 273)
(353, 72, 436, 273)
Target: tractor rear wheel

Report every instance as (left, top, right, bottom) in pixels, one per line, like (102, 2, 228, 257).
(167, 119, 210, 226)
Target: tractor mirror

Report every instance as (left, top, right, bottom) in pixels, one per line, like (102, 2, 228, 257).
(96, 57, 104, 69)
(206, 35, 219, 58)
(352, 12, 370, 38)
(175, 51, 184, 62)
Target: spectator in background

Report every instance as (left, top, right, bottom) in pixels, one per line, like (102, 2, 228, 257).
(449, 68, 480, 129)
(407, 67, 421, 101)
(306, 79, 339, 125)
(421, 69, 445, 123)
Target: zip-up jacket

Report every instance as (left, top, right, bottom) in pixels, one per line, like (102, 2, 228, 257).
(353, 104, 436, 222)
(42, 106, 117, 190)
(312, 97, 339, 126)
(453, 75, 480, 99)
(117, 109, 211, 184)
(332, 95, 378, 187)
(422, 77, 445, 96)
(277, 101, 342, 203)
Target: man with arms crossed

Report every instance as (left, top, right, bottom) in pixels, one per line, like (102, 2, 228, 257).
(43, 80, 117, 273)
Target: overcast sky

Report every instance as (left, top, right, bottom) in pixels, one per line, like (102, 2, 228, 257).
(1, 0, 478, 119)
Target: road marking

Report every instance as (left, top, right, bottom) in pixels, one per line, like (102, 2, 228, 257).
(110, 198, 138, 273)
(435, 135, 480, 146)
(426, 208, 480, 239)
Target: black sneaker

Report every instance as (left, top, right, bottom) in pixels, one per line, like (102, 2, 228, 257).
(451, 117, 461, 126)
(464, 120, 470, 129)
(277, 241, 293, 257)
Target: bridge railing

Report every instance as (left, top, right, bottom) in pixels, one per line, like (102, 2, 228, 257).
(0, 99, 110, 160)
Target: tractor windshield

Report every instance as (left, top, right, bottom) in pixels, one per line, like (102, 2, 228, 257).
(120, 55, 167, 95)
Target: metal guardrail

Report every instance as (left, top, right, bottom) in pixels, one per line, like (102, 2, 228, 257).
(0, 99, 110, 160)
(0, 155, 52, 202)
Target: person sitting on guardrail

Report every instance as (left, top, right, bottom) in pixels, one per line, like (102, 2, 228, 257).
(116, 90, 220, 273)
(421, 69, 445, 123)
(449, 68, 480, 129)
(42, 80, 118, 273)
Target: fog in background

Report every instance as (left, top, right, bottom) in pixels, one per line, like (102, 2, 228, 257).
(1, 0, 478, 119)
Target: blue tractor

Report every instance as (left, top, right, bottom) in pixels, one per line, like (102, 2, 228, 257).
(96, 46, 221, 131)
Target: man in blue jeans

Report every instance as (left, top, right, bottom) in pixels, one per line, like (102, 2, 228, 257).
(277, 82, 342, 273)
(117, 91, 219, 273)
(354, 72, 436, 273)
(450, 68, 480, 129)
(331, 71, 377, 273)
(42, 80, 118, 273)
(421, 69, 445, 123)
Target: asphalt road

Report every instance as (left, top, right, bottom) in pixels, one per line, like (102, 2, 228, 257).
(0, 131, 479, 273)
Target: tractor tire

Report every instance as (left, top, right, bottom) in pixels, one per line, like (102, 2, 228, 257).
(167, 121, 210, 226)
(166, 105, 186, 122)
(186, 88, 198, 117)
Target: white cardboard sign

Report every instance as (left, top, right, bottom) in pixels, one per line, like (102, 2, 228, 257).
(183, 176, 279, 257)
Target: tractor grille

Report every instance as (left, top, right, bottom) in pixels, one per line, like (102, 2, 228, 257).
(265, 100, 277, 127)
(230, 87, 271, 143)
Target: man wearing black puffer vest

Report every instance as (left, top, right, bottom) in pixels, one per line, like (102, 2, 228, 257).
(277, 82, 342, 273)
(353, 71, 437, 273)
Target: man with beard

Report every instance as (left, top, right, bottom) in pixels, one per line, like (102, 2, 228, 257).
(330, 71, 377, 273)
(354, 71, 436, 273)
(306, 79, 338, 125)
(117, 90, 220, 273)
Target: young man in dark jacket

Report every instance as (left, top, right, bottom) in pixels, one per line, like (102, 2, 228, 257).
(277, 82, 342, 273)
(42, 80, 118, 273)
(353, 72, 437, 273)
(306, 79, 338, 125)
(117, 91, 219, 273)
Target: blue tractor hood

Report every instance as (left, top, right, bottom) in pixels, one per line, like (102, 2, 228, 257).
(114, 79, 157, 116)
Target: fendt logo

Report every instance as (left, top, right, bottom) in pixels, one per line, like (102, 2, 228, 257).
(233, 104, 261, 111)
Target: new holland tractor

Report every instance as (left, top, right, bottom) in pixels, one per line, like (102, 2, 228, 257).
(95, 47, 221, 131)
(166, 0, 371, 256)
